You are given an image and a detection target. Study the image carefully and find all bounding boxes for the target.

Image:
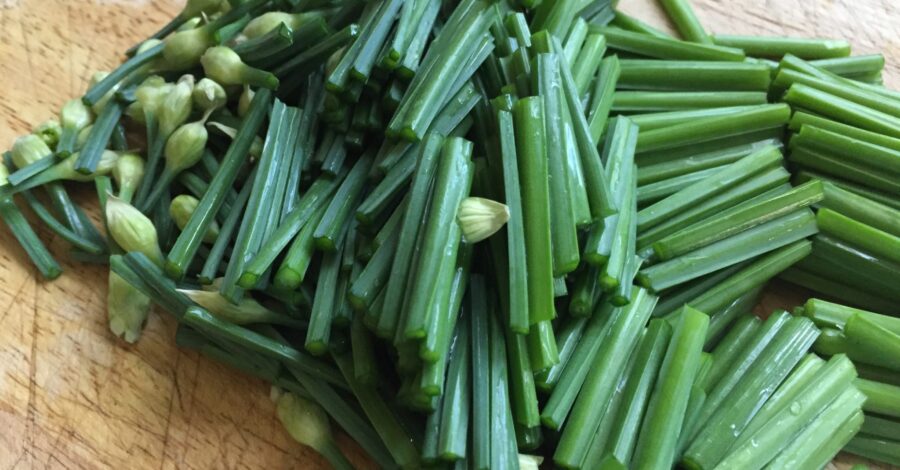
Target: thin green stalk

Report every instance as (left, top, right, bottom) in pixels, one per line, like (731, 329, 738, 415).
(513, 97, 555, 324)
(537, 53, 580, 275)
(792, 124, 900, 176)
(653, 180, 823, 261)
(682, 316, 821, 469)
(700, 315, 761, 391)
(783, 83, 900, 139)
(631, 306, 709, 470)
(239, 175, 341, 287)
(613, 90, 767, 113)
(605, 319, 672, 466)
(714, 34, 851, 59)
(714, 357, 862, 470)
(376, 134, 443, 339)
(73, 101, 123, 174)
(819, 182, 900, 237)
(658, 0, 711, 44)
(594, 26, 745, 61)
(639, 209, 817, 292)
(554, 288, 657, 467)
(817, 208, 900, 264)
(629, 105, 755, 131)
(314, 154, 374, 252)
(0, 197, 61, 279)
(637, 103, 788, 153)
(619, 60, 770, 90)
(638, 145, 783, 232)
(611, 11, 673, 38)
(587, 56, 621, 144)
(687, 240, 811, 316)
(535, 316, 589, 392)
(789, 146, 900, 196)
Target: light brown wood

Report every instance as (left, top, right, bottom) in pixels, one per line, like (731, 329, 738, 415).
(0, 1, 896, 469)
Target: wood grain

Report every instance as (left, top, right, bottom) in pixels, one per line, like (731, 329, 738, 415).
(0, 1, 896, 469)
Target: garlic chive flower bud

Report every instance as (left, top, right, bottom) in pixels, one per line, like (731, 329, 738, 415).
(58, 99, 94, 157)
(178, 289, 304, 327)
(457, 197, 510, 243)
(276, 393, 351, 469)
(106, 194, 164, 265)
(112, 153, 145, 203)
(107, 271, 151, 344)
(135, 76, 173, 117)
(170, 194, 219, 243)
(237, 85, 254, 118)
(141, 120, 208, 210)
(33, 120, 62, 150)
(200, 46, 280, 89)
(163, 24, 216, 70)
(158, 75, 195, 141)
(242, 11, 323, 39)
(165, 122, 208, 172)
(192, 78, 227, 114)
(11, 134, 52, 169)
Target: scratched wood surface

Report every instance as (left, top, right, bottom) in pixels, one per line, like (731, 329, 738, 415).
(0, 1, 896, 469)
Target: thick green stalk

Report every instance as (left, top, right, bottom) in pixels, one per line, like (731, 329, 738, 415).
(713, 35, 850, 59)
(594, 26, 745, 61)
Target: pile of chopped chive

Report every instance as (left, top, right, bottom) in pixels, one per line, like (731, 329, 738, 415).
(3, 0, 900, 467)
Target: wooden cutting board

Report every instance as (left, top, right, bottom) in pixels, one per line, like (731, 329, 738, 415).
(0, 0, 896, 468)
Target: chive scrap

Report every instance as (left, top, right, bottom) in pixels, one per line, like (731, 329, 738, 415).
(594, 26, 746, 62)
(713, 35, 851, 59)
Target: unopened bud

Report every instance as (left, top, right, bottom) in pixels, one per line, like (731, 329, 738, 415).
(237, 85, 254, 118)
(158, 75, 195, 139)
(165, 121, 208, 173)
(11, 134, 52, 169)
(276, 393, 333, 452)
(112, 153, 145, 203)
(106, 194, 164, 265)
(192, 78, 227, 113)
(457, 197, 510, 243)
(163, 25, 215, 70)
(201, 46, 279, 89)
(107, 271, 151, 344)
(170, 194, 219, 243)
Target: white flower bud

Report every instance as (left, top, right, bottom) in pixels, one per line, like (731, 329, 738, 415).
(457, 197, 510, 243)
(200, 46, 279, 89)
(276, 393, 332, 452)
(158, 75, 195, 139)
(163, 25, 215, 70)
(107, 271, 151, 344)
(165, 121, 208, 173)
(60, 99, 93, 132)
(112, 153, 145, 203)
(192, 78, 227, 113)
(105, 194, 164, 265)
(11, 134, 52, 169)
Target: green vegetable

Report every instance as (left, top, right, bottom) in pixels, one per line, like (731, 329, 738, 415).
(716, 33, 851, 58)
(276, 392, 354, 470)
(513, 97, 555, 324)
(596, 26, 745, 61)
(618, 60, 770, 91)
(657, 0, 711, 43)
(856, 378, 900, 419)
(553, 288, 656, 467)
(631, 306, 709, 470)
(604, 319, 672, 465)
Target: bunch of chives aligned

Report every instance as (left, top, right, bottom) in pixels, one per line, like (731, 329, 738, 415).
(3, 0, 900, 467)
